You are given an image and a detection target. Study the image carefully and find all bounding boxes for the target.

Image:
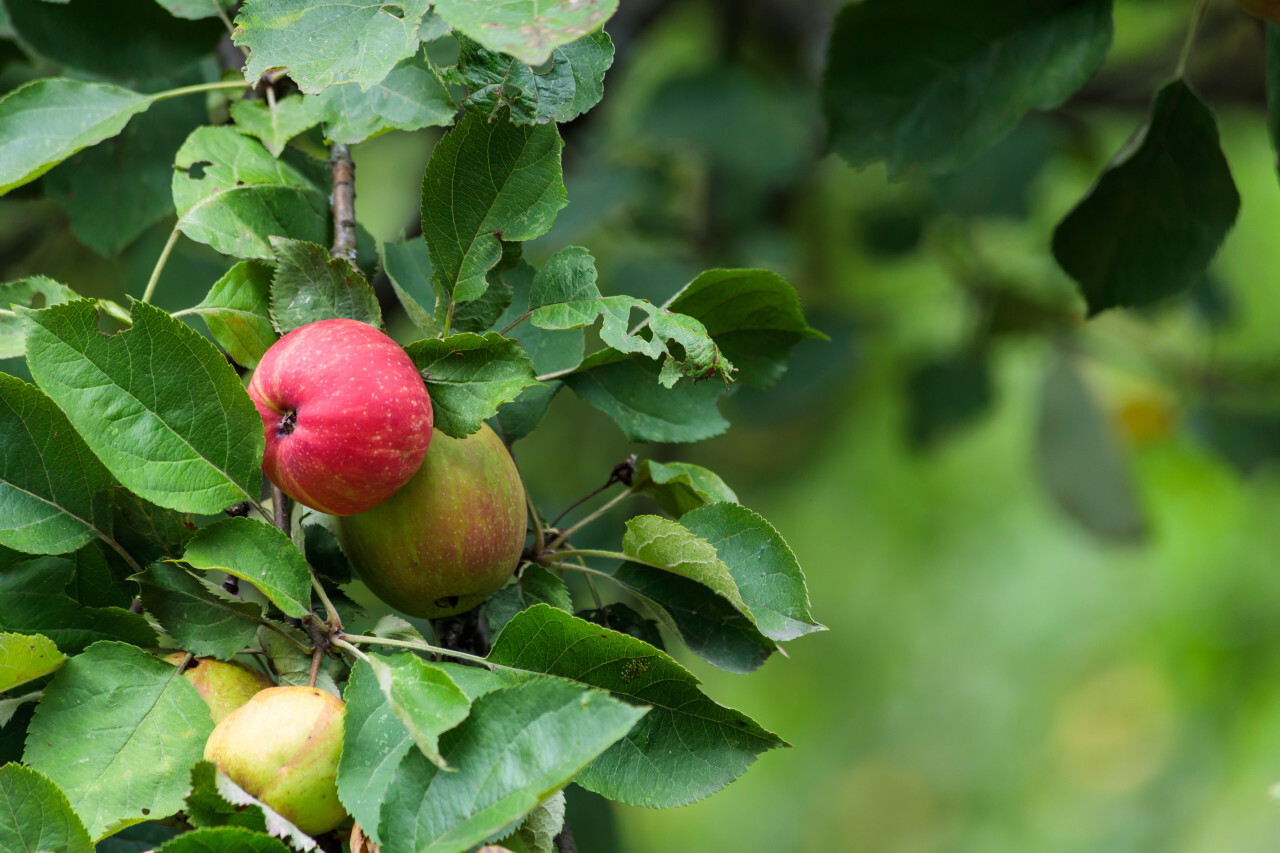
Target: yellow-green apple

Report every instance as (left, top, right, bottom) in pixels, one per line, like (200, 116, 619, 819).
(164, 654, 273, 723)
(204, 685, 347, 836)
(337, 423, 527, 618)
(248, 319, 433, 515)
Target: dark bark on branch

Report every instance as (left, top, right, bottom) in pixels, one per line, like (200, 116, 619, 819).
(330, 143, 358, 263)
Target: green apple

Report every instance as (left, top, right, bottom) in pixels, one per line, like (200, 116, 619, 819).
(337, 423, 527, 619)
(164, 654, 273, 723)
(204, 685, 347, 836)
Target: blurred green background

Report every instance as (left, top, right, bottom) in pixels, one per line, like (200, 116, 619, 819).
(9, 0, 1280, 850)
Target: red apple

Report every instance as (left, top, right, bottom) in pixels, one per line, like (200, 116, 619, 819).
(204, 685, 347, 836)
(337, 423, 527, 618)
(248, 319, 433, 516)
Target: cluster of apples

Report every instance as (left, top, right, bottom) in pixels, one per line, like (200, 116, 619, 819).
(188, 319, 529, 837)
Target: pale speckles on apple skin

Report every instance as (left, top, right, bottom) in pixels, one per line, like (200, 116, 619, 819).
(248, 319, 433, 516)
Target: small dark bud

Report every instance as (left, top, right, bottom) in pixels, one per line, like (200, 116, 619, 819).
(223, 501, 251, 517)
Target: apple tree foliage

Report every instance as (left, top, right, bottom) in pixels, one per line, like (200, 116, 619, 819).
(0, 1, 830, 851)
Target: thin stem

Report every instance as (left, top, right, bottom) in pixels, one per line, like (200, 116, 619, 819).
(169, 307, 200, 319)
(498, 310, 532, 336)
(213, 0, 236, 35)
(550, 549, 666, 572)
(340, 633, 504, 670)
(544, 485, 636, 551)
(310, 573, 341, 630)
(100, 536, 144, 576)
(526, 482, 546, 557)
(545, 561, 617, 583)
(536, 365, 578, 383)
(257, 616, 311, 653)
(0, 308, 14, 318)
(149, 79, 253, 104)
(582, 570, 604, 609)
(1176, 0, 1211, 79)
(141, 224, 182, 304)
(332, 637, 371, 664)
(548, 466, 630, 530)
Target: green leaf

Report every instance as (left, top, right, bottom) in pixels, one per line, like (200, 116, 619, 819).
(562, 355, 729, 443)
(65, 542, 132, 609)
(501, 790, 565, 853)
(180, 517, 313, 619)
(490, 605, 786, 807)
(1052, 80, 1240, 315)
(134, 562, 263, 660)
(316, 52, 457, 145)
(229, 95, 324, 158)
(155, 0, 235, 20)
(667, 268, 826, 390)
(0, 556, 158, 655)
(1269, 24, 1280, 174)
(0, 78, 150, 195)
(156, 826, 289, 853)
(454, 30, 613, 125)
(530, 247, 733, 386)
(405, 332, 541, 438)
(269, 238, 381, 332)
(822, 0, 1113, 175)
(493, 260, 580, 442)
(6, 0, 223, 81)
(0, 373, 115, 555)
(379, 678, 645, 853)
(0, 276, 78, 359)
(0, 631, 65, 691)
(172, 126, 329, 260)
(304, 523, 351, 584)
(112, 489, 196, 565)
(604, 561, 776, 673)
(21, 300, 264, 514)
(205, 774, 317, 850)
(433, 0, 618, 66)
(680, 502, 824, 642)
(259, 626, 343, 695)
(633, 459, 737, 518)
(234, 0, 432, 94)
(45, 87, 207, 255)
(421, 111, 566, 317)
(381, 238, 440, 336)
(185, 761, 268, 833)
(578, 602, 664, 650)
(0, 764, 93, 853)
(482, 564, 572, 637)
(622, 514, 752, 620)
(366, 653, 472, 770)
(190, 260, 279, 369)
(1037, 356, 1146, 543)
(24, 641, 214, 840)
(337, 661, 415, 846)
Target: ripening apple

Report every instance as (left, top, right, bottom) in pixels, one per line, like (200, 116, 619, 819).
(1238, 0, 1280, 23)
(248, 319, 433, 516)
(164, 654, 273, 723)
(204, 685, 347, 836)
(337, 423, 527, 619)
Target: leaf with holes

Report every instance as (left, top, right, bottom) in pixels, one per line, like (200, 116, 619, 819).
(172, 126, 329, 260)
